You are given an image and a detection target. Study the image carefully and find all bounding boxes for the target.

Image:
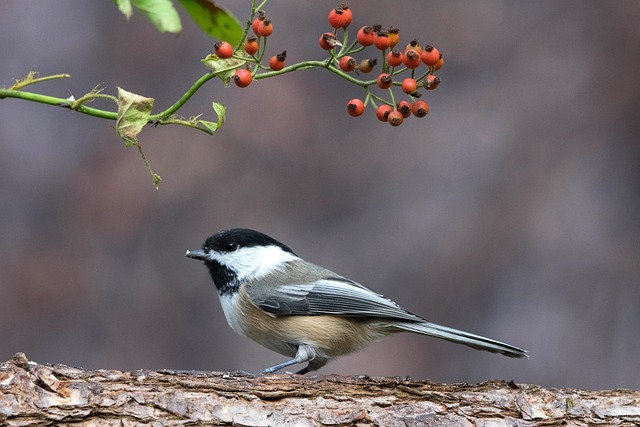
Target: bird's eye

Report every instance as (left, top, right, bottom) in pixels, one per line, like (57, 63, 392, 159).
(224, 242, 239, 252)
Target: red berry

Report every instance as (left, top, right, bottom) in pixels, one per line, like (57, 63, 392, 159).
(434, 55, 444, 71)
(388, 27, 399, 48)
(376, 104, 393, 122)
(251, 10, 266, 35)
(374, 30, 391, 50)
(387, 110, 404, 126)
(341, 5, 353, 26)
(424, 75, 440, 90)
(377, 73, 393, 89)
(421, 45, 440, 66)
(357, 58, 377, 73)
(269, 51, 286, 71)
(233, 69, 252, 88)
(346, 98, 365, 117)
(403, 49, 421, 69)
(357, 26, 375, 46)
(319, 32, 341, 50)
(401, 78, 418, 94)
(261, 19, 273, 37)
(387, 48, 403, 67)
(328, 4, 352, 29)
(244, 35, 259, 55)
(396, 100, 412, 118)
(412, 100, 429, 117)
(214, 41, 234, 59)
(254, 18, 273, 37)
(339, 56, 357, 72)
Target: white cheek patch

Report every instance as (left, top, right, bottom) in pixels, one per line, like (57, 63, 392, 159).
(209, 246, 300, 282)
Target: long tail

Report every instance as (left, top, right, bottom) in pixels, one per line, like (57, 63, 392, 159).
(394, 321, 528, 358)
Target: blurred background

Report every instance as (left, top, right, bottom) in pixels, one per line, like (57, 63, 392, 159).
(1, 1, 639, 391)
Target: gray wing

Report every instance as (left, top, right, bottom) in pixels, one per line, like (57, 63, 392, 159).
(248, 261, 425, 323)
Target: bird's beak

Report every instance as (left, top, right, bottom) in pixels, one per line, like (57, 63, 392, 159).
(185, 248, 208, 260)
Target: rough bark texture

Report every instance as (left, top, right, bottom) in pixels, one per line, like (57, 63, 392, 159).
(1, 353, 639, 426)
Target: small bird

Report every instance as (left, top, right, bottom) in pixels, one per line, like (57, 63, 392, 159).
(186, 228, 527, 374)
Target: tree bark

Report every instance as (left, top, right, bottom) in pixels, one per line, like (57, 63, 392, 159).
(1, 353, 638, 426)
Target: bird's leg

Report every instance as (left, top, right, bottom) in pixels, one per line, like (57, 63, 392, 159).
(258, 345, 316, 375)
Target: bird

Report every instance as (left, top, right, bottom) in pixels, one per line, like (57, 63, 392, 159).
(185, 228, 527, 374)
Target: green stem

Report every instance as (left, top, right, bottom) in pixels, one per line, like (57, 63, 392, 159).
(390, 66, 408, 77)
(336, 28, 350, 57)
(0, 89, 118, 120)
(1, 71, 218, 122)
(150, 72, 216, 119)
(252, 37, 267, 76)
(387, 87, 396, 107)
(369, 91, 392, 106)
(363, 91, 372, 107)
(2, 59, 378, 124)
(254, 0, 269, 11)
(254, 60, 375, 87)
(235, 0, 255, 52)
(345, 44, 366, 56)
(414, 69, 430, 83)
(381, 48, 388, 73)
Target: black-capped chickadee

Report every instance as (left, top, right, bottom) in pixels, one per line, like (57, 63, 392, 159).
(186, 228, 527, 374)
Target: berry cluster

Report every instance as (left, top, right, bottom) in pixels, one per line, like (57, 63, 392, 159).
(207, 9, 286, 89)
(207, 3, 443, 128)
(325, 5, 443, 126)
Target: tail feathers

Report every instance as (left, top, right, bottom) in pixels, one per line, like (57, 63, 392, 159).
(395, 321, 528, 358)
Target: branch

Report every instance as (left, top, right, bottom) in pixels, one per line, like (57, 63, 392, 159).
(1, 353, 639, 426)
(0, 72, 219, 123)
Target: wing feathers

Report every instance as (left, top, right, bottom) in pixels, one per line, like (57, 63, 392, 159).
(253, 274, 424, 322)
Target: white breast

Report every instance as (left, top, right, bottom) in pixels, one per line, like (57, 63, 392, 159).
(218, 292, 247, 337)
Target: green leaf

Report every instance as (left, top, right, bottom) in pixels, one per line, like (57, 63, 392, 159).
(132, 0, 182, 33)
(116, 88, 161, 188)
(114, 0, 133, 19)
(198, 120, 218, 133)
(201, 54, 246, 86)
(116, 87, 155, 147)
(197, 102, 226, 132)
(212, 101, 226, 129)
(178, 0, 243, 45)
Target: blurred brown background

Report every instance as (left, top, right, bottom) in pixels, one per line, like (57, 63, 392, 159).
(1, 1, 639, 390)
